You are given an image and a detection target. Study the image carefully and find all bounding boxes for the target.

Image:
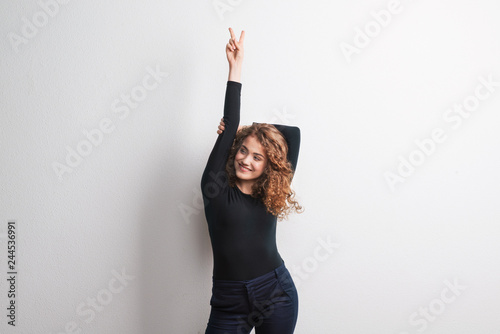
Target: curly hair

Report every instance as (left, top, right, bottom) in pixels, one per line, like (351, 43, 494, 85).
(225, 123, 303, 221)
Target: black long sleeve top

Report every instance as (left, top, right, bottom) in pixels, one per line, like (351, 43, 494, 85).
(201, 81, 301, 280)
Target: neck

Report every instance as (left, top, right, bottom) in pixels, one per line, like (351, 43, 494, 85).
(235, 179, 254, 195)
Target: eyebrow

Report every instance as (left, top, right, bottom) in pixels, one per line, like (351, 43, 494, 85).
(241, 145, 265, 158)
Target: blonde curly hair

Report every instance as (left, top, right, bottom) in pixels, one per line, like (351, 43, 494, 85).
(225, 123, 303, 221)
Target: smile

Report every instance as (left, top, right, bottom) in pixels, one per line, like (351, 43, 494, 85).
(238, 163, 252, 172)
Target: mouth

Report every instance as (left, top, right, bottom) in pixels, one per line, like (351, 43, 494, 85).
(238, 163, 252, 172)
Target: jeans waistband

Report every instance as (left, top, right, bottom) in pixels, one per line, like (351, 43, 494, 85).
(212, 261, 287, 288)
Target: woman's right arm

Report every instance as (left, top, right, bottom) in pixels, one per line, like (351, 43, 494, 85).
(201, 28, 245, 195)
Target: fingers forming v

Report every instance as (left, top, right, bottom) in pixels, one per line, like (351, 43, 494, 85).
(228, 27, 244, 49)
(238, 30, 245, 44)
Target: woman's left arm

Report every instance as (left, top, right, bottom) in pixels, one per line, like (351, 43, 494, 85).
(216, 121, 301, 174)
(267, 124, 301, 174)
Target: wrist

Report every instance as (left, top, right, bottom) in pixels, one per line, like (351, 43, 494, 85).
(228, 64, 242, 82)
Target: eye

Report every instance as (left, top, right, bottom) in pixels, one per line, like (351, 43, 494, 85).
(254, 156, 261, 161)
(239, 148, 246, 154)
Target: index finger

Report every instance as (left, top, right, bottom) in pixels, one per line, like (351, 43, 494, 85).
(228, 27, 236, 40)
(239, 30, 245, 44)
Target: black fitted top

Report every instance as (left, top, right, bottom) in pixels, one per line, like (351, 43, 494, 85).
(201, 81, 300, 280)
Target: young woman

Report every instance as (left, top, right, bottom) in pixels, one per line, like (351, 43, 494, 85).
(201, 27, 303, 334)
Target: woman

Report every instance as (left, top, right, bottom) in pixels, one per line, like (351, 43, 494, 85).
(201, 27, 303, 334)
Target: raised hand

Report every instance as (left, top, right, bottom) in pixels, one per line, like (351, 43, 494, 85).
(217, 117, 243, 134)
(226, 27, 245, 67)
(217, 118, 225, 134)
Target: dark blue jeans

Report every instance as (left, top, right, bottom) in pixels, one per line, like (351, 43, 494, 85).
(205, 261, 299, 334)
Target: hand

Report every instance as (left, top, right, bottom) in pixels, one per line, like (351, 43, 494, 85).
(217, 118, 243, 134)
(226, 27, 245, 67)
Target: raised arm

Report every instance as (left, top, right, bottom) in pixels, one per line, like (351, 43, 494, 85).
(216, 121, 301, 177)
(201, 28, 245, 195)
(268, 124, 301, 174)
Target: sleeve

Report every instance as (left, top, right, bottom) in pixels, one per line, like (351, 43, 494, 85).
(271, 124, 301, 175)
(254, 122, 301, 177)
(201, 81, 242, 195)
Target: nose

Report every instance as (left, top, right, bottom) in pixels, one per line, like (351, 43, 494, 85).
(242, 155, 253, 167)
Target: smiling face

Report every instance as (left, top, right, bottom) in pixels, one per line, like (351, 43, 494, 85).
(234, 134, 268, 185)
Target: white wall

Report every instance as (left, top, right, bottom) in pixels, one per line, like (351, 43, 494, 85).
(1, 0, 500, 333)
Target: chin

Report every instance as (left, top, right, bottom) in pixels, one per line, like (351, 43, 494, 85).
(235, 170, 251, 179)
(235, 168, 253, 181)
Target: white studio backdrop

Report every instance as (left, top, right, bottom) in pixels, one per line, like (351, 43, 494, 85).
(1, 0, 500, 333)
